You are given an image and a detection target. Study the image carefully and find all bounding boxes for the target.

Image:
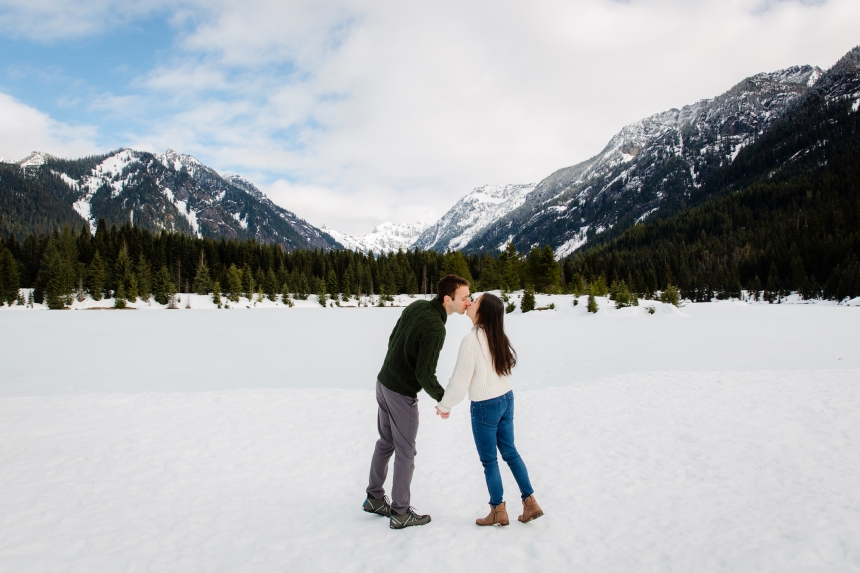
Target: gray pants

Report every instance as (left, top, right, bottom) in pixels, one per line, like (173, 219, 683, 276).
(367, 380, 419, 515)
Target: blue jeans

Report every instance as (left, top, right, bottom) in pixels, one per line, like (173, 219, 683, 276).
(470, 391, 534, 507)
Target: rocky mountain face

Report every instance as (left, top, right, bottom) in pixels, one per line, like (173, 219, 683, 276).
(411, 183, 536, 251)
(7, 148, 339, 250)
(321, 221, 428, 253)
(459, 64, 826, 256)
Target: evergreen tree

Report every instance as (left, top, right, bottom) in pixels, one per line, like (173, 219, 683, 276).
(212, 281, 222, 308)
(765, 262, 780, 303)
(264, 268, 279, 301)
(241, 263, 254, 299)
(324, 268, 337, 296)
(294, 272, 310, 300)
(136, 254, 152, 302)
(569, 273, 586, 297)
(747, 275, 761, 301)
(587, 293, 598, 313)
(659, 284, 680, 307)
(826, 254, 860, 301)
(609, 279, 638, 308)
(192, 254, 213, 295)
(40, 236, 76, 309)
(0, 246, 20, 306)
(152, 266, 176, 305)
(528, 245, 560, 293)
(444, 251, 473, 282)
(404, 267, 418, 296)
(499, 242, 521, 291)
(316, 278, 327, 307)
(341, 267, 354, 300)
(114, 244, 132, 295)
(226, 264, 242, 302)
(75, 277, 86, 303)
(114, 283, 127, 309)
(127, 274, 138, 302)
(521, 286, 536, 313)
(478, 255, 500, 292)
(87, 250, 106, 301)
(590, 275, 608, 296)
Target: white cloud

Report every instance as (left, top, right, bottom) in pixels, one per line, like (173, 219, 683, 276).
(0, 92, 98, 161)
(2, 0, 859, 234)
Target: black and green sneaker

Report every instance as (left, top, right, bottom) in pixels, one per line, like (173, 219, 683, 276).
(389, 507, 431, 529)
(363, 495, 392, 517)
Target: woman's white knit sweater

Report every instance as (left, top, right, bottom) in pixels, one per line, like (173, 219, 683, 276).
(437, 326, 512, 413)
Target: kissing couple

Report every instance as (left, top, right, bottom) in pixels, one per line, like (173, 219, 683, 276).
(362, 274, 544, 529)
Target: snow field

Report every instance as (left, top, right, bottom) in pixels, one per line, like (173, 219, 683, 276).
(1, 296, 857, 396)
(1, 299, 859, 571)
(1, 372, 858, 572)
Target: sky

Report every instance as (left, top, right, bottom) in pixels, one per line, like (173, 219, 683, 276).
(0, 0, 858, 235)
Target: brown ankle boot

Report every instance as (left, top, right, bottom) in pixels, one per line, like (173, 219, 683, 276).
(518, 495, 543, 523)
(476, 502, 509, 526)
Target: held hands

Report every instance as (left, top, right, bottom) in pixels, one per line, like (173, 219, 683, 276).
(435, 406, 450, 419)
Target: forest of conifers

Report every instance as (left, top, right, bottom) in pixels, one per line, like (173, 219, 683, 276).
(0, 221, 566, 309)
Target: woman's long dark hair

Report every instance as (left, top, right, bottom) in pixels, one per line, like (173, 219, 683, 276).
(475, 293, 517, 377)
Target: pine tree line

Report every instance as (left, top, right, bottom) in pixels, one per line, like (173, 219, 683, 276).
(0, 220, 572, 308)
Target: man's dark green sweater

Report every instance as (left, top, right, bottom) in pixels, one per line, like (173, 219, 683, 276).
(377, 298, 448, 402)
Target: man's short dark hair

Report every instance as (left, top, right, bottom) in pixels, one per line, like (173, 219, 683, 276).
(437, 274, 469, 302)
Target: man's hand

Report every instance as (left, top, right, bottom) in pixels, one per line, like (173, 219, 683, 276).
(435, 406, 450, 419)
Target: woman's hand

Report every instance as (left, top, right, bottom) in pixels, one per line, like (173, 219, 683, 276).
(435, 406, 450, 419)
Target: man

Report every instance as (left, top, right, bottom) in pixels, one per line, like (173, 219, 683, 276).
(363, 274, 472, 529)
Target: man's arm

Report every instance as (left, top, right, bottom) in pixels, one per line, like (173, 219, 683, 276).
(414, 327, 446, 402)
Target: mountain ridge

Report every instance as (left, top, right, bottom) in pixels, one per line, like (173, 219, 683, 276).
(2, 148, 340, 251)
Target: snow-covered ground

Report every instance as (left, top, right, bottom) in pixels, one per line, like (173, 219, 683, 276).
(1, 295, 859, 571)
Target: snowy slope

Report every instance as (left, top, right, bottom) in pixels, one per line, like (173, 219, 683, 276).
(463, 64, 825, 254)
(412, 183, 536, 251)
(321, 221, 428, 253)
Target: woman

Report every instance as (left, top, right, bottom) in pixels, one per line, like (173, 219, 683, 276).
(436, 293, 543, 526)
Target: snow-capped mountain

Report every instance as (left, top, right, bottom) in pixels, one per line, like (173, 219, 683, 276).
(411, 183, 536, 251)
(16, 151, 55, 169)
(10, 148, 339, 251)
(461, 64, 825, 256)
(322, 221, 428, 253)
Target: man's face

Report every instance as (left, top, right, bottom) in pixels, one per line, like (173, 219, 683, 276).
(445, 285, 472, 315)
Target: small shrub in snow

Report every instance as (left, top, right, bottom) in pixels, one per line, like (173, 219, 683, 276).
(659, 285, 680, 307)
(587, 293, 598, 313)
(610, 279, 638, 308)
(646, 305, 656, 315)
(114, 284, 127, 309)
(590, 276, 609, 297)
(521, 287, 536, 313)
(573, 298, 579, 307)
(505, 300, 516, 314)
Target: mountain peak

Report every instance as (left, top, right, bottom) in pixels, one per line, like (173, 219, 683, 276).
(16, 151, 55, 168)
(323, 221, 428, 253)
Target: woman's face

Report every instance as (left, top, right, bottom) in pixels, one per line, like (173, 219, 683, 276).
(466, 294, 482, 323)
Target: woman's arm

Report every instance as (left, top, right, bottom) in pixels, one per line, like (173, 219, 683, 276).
(436, 333, 478, 413)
